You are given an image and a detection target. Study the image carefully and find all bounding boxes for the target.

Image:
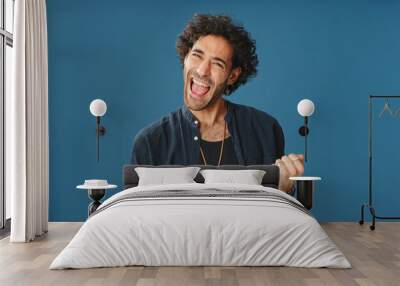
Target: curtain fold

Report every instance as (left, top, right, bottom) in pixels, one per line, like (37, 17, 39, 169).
(8, 0, 49, 242)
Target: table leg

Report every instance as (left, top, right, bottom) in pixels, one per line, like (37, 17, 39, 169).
(296, 181, 314, 210)
(88, 189, 105, 216)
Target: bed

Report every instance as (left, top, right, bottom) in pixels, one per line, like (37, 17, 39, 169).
(50, 165, 351, 269)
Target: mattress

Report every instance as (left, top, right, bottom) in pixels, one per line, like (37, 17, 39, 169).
(50, 183, 351, 269)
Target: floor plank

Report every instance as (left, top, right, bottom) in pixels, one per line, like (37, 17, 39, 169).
(0, 222, 399, 286)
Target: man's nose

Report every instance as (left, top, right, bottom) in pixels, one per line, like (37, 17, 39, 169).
(196, 60, 211, 77)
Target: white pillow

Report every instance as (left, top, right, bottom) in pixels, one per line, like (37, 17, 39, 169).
(200, 169, 266, 185)
(135, 167, 201, 186)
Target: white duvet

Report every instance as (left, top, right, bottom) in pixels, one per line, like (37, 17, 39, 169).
(50, 183, 351, 269)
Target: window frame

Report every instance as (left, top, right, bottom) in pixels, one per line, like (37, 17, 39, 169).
(0, 0, 14, 231)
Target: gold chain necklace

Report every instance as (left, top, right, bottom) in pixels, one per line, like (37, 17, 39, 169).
(199, 122, 227, 166)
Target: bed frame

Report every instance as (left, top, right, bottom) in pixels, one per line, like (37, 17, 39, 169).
(123, 164, 280, 189)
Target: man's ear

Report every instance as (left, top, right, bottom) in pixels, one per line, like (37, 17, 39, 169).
(227, 67, 242, 85)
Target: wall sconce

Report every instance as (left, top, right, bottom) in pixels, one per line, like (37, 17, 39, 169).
(89, 99, 107, 162)
(297, 99, 315, 163)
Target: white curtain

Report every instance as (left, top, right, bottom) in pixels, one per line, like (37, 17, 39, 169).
(7, 0, 49, 242)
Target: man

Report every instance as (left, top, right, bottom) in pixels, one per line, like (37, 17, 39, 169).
(131, 14, 304, 194)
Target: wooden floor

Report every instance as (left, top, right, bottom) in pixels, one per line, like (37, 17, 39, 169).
(0, 222, 399, 286)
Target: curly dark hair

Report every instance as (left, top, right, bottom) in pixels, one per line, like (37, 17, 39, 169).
(176, 14, 258, 95)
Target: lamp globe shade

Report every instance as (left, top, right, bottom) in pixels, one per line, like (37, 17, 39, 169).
(90, 99, 107, 117)
(297, 99, 315, 117)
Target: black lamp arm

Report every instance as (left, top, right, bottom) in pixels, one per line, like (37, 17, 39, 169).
(96, 116, 106, 136)
(298, 116, 309, 162)
(95, 116, 106, 162)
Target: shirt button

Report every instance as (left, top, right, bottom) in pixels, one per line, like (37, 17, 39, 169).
(194, 120, 198, 125)
(194, 136, 199, 141)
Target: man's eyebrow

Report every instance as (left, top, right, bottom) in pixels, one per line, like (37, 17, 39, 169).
(192, 48, 204, 55)
(191, 48, 227, 67)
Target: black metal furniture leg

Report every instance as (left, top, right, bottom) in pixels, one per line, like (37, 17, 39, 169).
(88, 201, 102, 217)
(296, 180, 314, 210)
(87, 189, 105, 216)
(359, 204, 365, 225)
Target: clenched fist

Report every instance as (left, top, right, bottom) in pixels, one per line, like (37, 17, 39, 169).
(275, 154, 305, 194)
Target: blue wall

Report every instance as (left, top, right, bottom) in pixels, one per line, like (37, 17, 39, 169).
(47, 0, 400, 221)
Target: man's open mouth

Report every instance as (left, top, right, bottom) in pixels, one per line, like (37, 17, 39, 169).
(190, 78, 211, 99)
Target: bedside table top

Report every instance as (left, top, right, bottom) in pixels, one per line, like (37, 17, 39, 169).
(76, 179, 117, 190)
(289, 176, 321, 181)
(76, 185, 117, 190)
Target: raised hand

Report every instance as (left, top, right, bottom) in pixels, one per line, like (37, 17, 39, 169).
(275, 154, 305, 193)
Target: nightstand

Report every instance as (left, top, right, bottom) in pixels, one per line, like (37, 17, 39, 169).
(77, 179, 117, 216)
(289, 176, 321, 210)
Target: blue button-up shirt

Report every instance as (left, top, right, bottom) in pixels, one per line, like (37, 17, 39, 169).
(131, 100, 285, 165)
